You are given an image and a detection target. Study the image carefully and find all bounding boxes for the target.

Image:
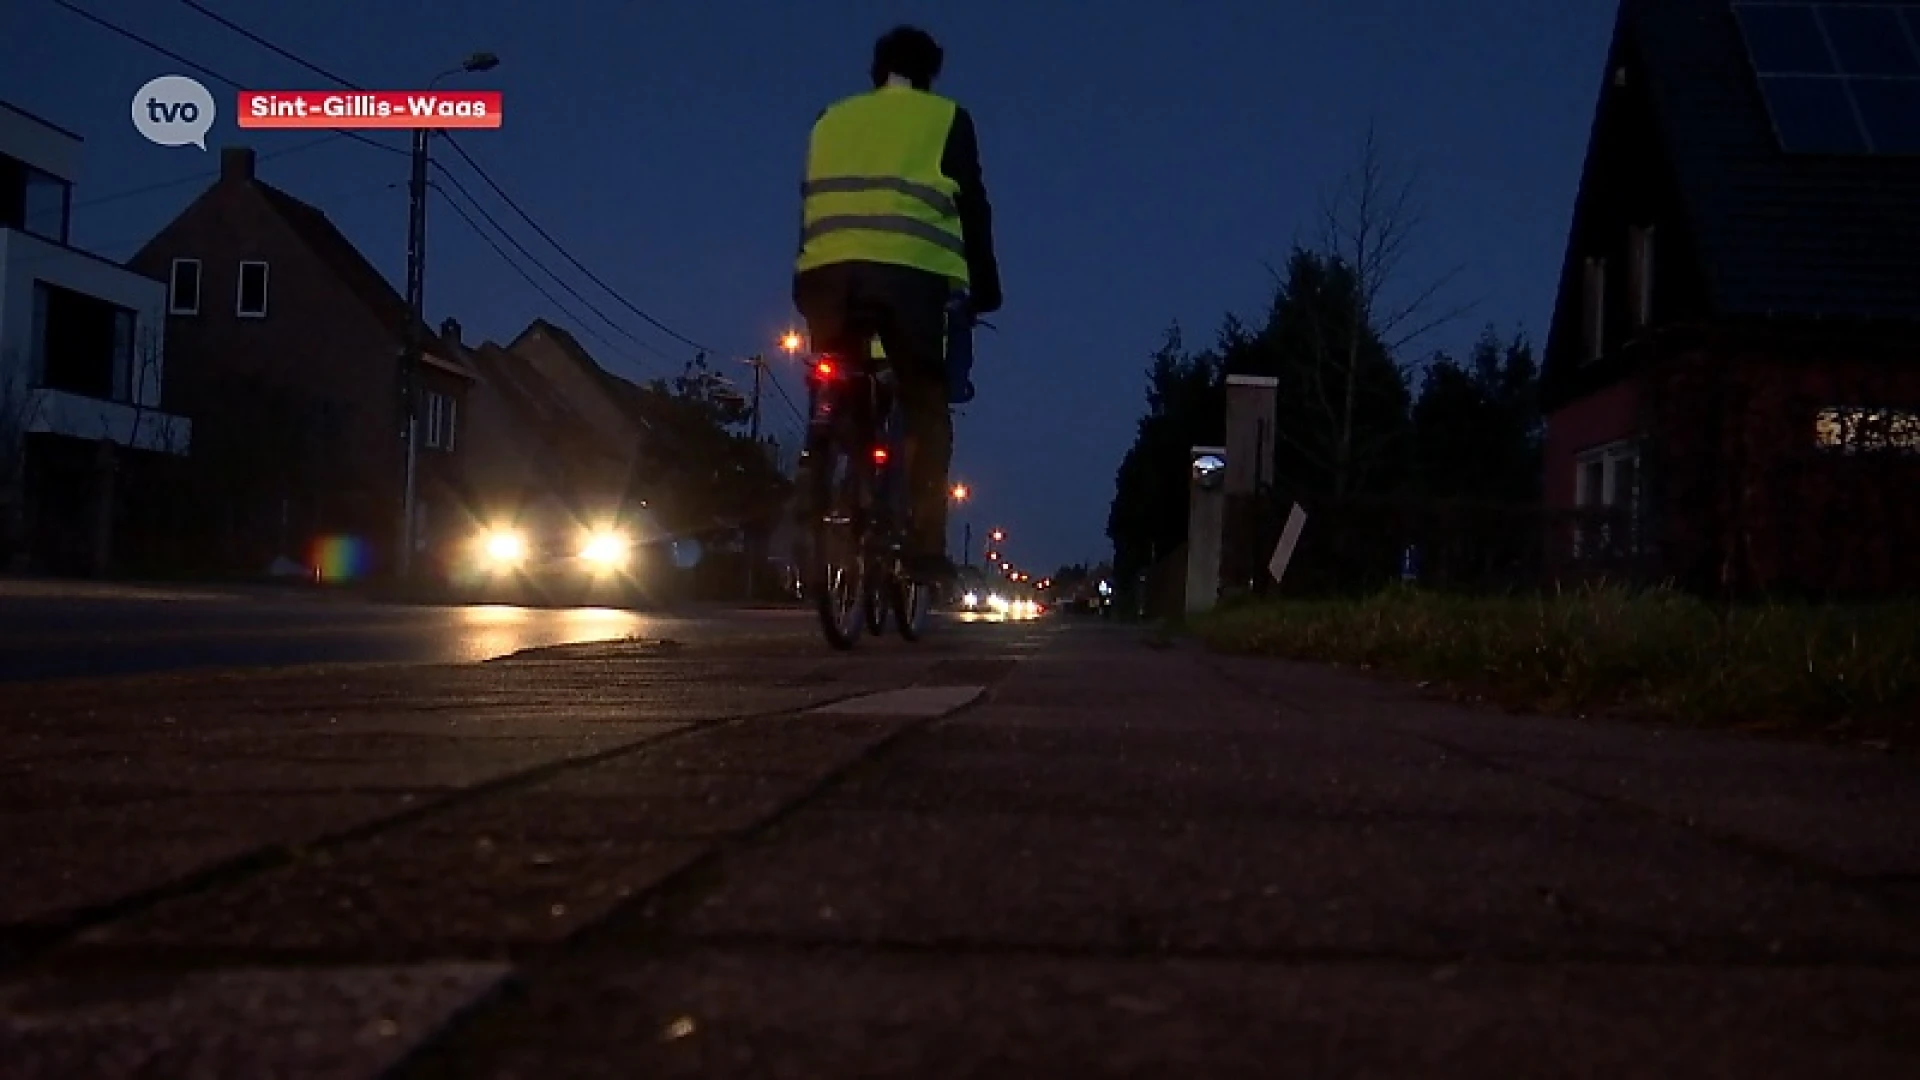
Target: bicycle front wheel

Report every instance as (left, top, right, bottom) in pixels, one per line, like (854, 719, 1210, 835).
(891, 575, 933, 642)
(804, 429, 869, 650)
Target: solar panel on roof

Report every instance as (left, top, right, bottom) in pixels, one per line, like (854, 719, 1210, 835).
(1853, 77, 1920, 151)
(1757, 74, 1871, 152)
(1732, 2, 1920, 155)
(1819, 5, 1920, 75)
(1735, 4, 1835, 73)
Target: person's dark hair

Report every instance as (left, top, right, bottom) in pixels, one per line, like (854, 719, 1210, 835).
(870, 25, 943, 90)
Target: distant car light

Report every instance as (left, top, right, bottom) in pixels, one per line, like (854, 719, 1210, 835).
(962, 591, 979, 609)
(987, 593, 1009, 613)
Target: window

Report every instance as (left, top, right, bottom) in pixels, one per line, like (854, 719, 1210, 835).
(29, 281, 137, 400)
(169, 258, 201, 315)
(0, 160, 71, 242)
(23, 168, 70, 244)
(1814, 406, 1920, 453)
(1582, 257, 1606, 361)
(423, 391, 457, 450)
(1627, 226, 1654, 327)
(111, 309, 135, 402)
(236, 260, 268, 317)
(1573, 440, 1641, 557)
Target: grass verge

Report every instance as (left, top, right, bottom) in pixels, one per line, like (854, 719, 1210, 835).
(1191, 585, 1920, 748)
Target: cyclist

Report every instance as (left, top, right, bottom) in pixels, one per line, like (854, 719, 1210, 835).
(792, 24, 1003, 587)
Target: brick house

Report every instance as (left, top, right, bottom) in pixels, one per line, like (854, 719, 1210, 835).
(1539, 0, 1920, 597)
(439, 316, 628, 529)
(128, 146, 475, 578)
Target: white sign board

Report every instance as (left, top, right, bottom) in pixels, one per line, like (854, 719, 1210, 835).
(1267, 503, 1308, 584)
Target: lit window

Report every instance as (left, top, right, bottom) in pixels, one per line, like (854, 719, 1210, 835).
(1814, 407, 1920, 453)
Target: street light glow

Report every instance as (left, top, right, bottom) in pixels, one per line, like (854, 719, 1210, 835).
(780, 330, 803, 353)
(990, 529, 1005, 542)
(950, 483, 970, 501)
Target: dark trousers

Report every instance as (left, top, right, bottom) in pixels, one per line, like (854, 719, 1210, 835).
(793, 260, 953, 556)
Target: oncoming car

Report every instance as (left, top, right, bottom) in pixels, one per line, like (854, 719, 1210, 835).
(447, 500, 692, 606)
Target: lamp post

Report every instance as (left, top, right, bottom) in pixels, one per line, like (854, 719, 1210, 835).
(397, 50, 498, 580)
(949, 482, 970, 565)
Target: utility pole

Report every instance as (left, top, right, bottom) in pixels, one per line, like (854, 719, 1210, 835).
(748, 354, 764, 441)
(744, 354, 766, 600)
(395, 51, 499, 582)
(397, 123, 429, 581)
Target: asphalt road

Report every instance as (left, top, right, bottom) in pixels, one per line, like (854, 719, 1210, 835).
(0, 578, 806, 682)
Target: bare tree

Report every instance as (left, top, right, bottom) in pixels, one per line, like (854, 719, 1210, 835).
(1308, 120, 1475, 496)
(119, 326, 185, 456)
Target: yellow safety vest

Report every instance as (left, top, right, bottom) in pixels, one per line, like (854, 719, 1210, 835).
(796, 86, 970, 285)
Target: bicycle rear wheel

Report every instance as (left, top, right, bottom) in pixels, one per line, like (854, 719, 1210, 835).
(804, 429, 869, 650)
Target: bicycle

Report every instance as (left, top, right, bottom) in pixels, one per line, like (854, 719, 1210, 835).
(795, 294, 990, 651)
(796, 340, 934, 650)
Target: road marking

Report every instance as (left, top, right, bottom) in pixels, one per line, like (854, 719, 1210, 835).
(808, 685, 985, 717)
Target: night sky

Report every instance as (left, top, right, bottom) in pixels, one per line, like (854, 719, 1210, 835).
(5, 0, 1614, 574)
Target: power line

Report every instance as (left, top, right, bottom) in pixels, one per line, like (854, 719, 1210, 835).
(175, 0, 356, 86)
(174, 0, 724, 358)
(44, 0, 408, 162)
(428, 160, 675, 365)
(437, 134, 720, 355)
(171, 0, 677, 372)
(430, 177, 660, 375)
(73, 133, 344, 210)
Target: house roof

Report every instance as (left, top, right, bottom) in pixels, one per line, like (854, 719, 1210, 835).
(509, 318, 668, 442)
(249, 182, 476, 379)
(1628, 0, 1920, 320)
(467, 340, 614, 457)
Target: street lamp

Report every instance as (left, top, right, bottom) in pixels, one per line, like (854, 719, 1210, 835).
(780, 330, 803, 354)
(948, 483, 973, 566)
(398, 50, 499, 579)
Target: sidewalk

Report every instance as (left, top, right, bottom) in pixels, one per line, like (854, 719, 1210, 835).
(4, 623, 1918, 1076)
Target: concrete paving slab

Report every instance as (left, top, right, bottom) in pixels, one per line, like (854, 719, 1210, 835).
(77, 818, 706, 954)
(396, 950, 1920, 1079)
(678, 808, 1920, 962)
(0, 794, 425, 925)
(0, 963, 508, 1079)
(808, 686, 987, 717)
(815, 724, 1594, 823)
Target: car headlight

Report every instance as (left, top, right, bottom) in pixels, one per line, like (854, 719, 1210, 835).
(481, 528, 526, 566)
(962, 591, 979, 608)
(580, 529, 631, 568)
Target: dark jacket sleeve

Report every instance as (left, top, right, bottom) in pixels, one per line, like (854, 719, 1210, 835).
(942, 107, 1002, 314)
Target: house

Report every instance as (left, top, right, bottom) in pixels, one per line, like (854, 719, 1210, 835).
(445, 317, 628, 527)
(127, 146, 476, 579)
(0, 100, 192, 575)
(492, 318, 669, 510)
(1540, 0, 1920, 597)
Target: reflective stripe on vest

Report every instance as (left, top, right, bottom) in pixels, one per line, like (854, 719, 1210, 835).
(796, 87, 969, 283)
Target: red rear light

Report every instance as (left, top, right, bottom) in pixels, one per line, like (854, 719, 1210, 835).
(872, 447, 889, 464)
(814, 360, 834, 378)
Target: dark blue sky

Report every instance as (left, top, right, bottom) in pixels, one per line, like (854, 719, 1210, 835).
(6, 0, 1614, 574)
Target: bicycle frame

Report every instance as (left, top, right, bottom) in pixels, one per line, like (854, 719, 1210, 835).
(802, 349, 907, 537)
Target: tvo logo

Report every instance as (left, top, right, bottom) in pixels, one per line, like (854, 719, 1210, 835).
(132, 75, 216, 149)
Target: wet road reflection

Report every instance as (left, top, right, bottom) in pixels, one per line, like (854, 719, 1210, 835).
(0, 583, 797, 682)
(443, 605, 654, 664)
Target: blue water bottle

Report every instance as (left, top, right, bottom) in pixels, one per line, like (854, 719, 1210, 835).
(946, 291, 976, 404)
